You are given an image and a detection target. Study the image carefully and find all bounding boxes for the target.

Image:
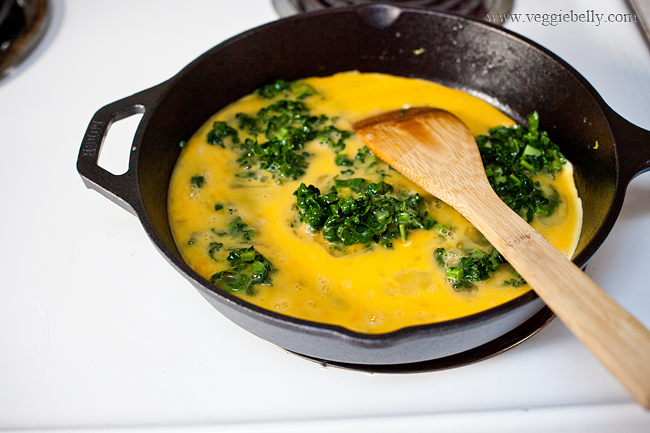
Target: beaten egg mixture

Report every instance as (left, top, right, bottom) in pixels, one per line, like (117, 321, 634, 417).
(168, 72, 582, 333)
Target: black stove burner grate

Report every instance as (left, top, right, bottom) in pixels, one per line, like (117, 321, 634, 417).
(272, 0, 512, 20)
(0, 0, 50, 80)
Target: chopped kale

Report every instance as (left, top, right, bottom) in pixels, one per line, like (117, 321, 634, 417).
(316, 125, 351, 153)
(435, 247, 505, 291)
(355, 146, 376, 164)
(228, 92, 351, 180)
(211, 228, 227, 237)
(334, 153, 354, 166)
(257, 79, 293, 99)
(476, 112, 564, 222)
(203, 80, 353, 181)
(208, 242, 223, 260)
(210, 246, 274, 295)
(504, 277, 526, 287)
(190, 175, 205, 188)
(235, 112, 260, 133)
(504, 270, 526, 287)
(294, 179, 435, 248)
(207, 121, 239, 147)
(256, 79, 316, 100)
(434, 223, 451, 237)
(234, 135, 310, 180)
(292, 81, 317, 99)
(228, 216, 256, 240)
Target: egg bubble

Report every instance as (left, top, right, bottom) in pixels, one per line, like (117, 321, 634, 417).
(443, 249, 462, 267)
(364, 312, 385, 326)
(316, 275, 331, 292)
(274, 301, 289, 310)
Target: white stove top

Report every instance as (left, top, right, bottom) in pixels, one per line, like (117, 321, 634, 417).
(1, 0, 649, 431)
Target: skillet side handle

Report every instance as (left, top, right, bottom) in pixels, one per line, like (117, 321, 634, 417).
(607, 109, 650, 184)
(76, 85, 163, 215)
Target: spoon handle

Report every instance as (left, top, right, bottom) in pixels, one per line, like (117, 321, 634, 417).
(462, 189, 650, 409)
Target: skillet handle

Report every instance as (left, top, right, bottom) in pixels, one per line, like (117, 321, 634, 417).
(606, 109, 650, 184)
(76, 84, 164, 215)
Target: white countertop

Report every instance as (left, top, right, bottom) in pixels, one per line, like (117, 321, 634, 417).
(1, 0, 650, 431)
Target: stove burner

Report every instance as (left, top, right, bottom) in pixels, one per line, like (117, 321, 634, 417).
(0, 0, 51, 80)
(272, 0, 513, 21)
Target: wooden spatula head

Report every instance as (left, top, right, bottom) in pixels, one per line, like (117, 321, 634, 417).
(353, 107, 490, 207)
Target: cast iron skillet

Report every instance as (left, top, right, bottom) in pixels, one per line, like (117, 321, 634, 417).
(77, 4, 650, 371)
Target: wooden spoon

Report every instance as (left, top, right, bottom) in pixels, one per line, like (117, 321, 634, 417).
(353, 107, 650, 409)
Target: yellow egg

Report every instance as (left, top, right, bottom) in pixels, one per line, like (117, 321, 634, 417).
(168, 71, 582, 333)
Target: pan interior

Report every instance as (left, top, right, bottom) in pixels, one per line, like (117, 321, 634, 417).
(136, 6, 616, 333)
